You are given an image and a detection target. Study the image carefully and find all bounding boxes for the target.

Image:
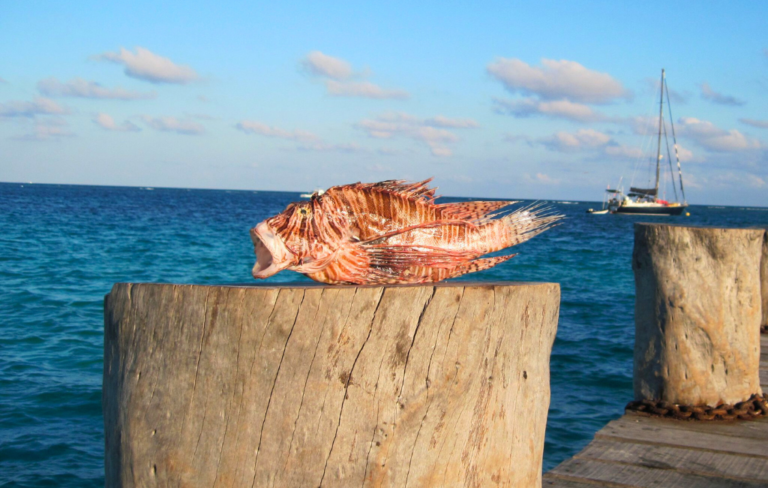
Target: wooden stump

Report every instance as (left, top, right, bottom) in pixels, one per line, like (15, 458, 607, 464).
(761, 229, 768, 329)
(103, 282, 560, 487)
(632, 224, 764, 406)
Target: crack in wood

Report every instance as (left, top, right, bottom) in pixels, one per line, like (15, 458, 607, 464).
(212, 288, 239, 486)
(361, 403, 381, 487)
(231, 288, 281, 486)
(398, 287, 437, 400)
(319, 289, 386, 487)
(251, 289, 306, 487)
(179, 287, 212, 442)
(281, 288, 329, 481)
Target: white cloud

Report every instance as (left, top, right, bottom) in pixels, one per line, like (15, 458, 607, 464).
(521, 172, 561, 186)
(627, 115, 659, 136)
(296, 142, 363, 153)
(368, 163, 392, 171)
(540, 129, 612, 152)
(503, 134, 533, 145)
(93, 113, 141, 132)
(487, 58, 629, 104)
(301, 51, 408, 100)
(425, 116, 479, 128)
(603, 145, 644, 159)
(141, 115, 205, 135)
(537, 129, 672, 162)
(13, 118, 74, 141)
(676, 145, 694, 162)
(38, 77, 155, 100)
(740, 118, 768, 129)
(747, 174, 766, 188)
(236, 120, 365, 154)
(236, 120, 318, 141)
(677, 117, 763, 152)
(301, 51, 353, 80)
(0, 97, 67, 117)
(430, 146, 453, 157)
(95, 47, 198, 84)
(356, 112, 472, 157)
(644, 78, 690, 105)
(535, 173, 560, 184)
(494, 97, 603, 122)
(326, 80, 408, 99)
(700, 83, 745, 106)
(707, 171, 768, 189)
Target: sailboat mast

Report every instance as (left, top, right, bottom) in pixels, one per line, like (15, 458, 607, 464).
(655, 69, 665, 200)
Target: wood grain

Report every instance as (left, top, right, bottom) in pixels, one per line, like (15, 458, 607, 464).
(633, 224, 764, 406)
(104, 282, 560, 487)
(543, 225, 768, 487)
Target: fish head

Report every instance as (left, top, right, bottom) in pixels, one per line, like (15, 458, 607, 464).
(250, 201, 319, 279)
(250, 220, 293, 279)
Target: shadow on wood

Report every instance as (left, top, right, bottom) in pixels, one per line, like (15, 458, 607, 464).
(104, 282, 560, 487)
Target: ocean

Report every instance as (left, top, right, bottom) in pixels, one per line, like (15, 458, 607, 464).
(1, 182, 766, 487)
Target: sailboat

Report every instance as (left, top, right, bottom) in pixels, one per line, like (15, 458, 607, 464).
(604, 69, 688, 216)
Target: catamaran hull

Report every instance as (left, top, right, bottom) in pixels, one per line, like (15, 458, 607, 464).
(612, 205, 686, 216)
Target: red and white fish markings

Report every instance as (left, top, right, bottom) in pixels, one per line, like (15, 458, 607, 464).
(251, 179, 562, 285)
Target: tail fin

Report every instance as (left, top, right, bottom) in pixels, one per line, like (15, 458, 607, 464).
(437, 200, 518, 224)
(484, 202, 563, 253)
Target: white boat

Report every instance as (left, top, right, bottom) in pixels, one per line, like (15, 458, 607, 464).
(603, 69, 688, 216)
(300, 188, 325, 199)
(586, 186, 617, 215)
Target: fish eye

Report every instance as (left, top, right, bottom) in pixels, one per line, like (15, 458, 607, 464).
(298, 207, 309, 216)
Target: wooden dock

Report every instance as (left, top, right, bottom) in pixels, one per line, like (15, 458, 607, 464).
(543, 334, 768, 487)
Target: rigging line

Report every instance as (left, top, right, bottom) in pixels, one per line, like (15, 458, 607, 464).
(664, 76, 686, 203)
(655, 69, 665, 196)
(662, 118, 679, 202)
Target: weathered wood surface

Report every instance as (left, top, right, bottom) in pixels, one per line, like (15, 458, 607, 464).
(543, 349, 768, 487)
(761, 228, 767, 328)
(103, 281, 560, 488)
(633, 224, 764, 406)
(544, 225, 767, 488)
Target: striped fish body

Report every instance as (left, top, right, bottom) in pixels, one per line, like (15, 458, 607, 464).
(251, 179, 561, 285)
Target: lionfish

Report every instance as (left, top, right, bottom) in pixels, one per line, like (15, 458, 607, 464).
(250, 179, 561, 285)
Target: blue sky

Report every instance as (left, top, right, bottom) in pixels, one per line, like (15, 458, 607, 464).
(1, 1, 767, 205)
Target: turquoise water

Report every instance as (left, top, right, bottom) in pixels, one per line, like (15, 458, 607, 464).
(1, 182, 766, 487)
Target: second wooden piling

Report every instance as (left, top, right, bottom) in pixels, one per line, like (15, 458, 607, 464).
(632, 223, 764, 406)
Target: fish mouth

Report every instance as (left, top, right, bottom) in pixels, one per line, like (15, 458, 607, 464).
(250, 223, 291, 279)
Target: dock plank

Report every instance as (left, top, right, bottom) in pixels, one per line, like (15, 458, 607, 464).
(595, 417, 768, 457)
(549, 458, 768, 488)
(611, 413, 768, 441)
(574, 438, 768, 482)
(544, 475, 634, 488)
(543, 335, 768, 487)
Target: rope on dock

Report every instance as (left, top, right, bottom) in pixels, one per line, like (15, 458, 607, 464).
(625, 393, 768, 421)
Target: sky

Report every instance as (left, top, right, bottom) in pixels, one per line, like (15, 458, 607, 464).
(1, 1, 767, 205)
